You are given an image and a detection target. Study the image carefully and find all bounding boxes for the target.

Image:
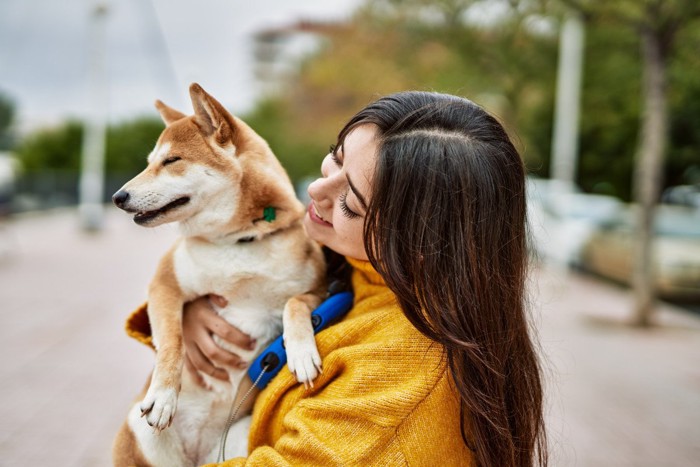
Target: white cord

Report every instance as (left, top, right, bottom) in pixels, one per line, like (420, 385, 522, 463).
(217, 366, 269, 463)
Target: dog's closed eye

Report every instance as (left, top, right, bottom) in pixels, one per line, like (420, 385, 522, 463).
(163, 156, 182, 166)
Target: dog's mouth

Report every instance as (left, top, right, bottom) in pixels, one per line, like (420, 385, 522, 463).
(133, 196, 191, 225)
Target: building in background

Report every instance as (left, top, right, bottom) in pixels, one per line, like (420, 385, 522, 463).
(253, 20, 343, 98)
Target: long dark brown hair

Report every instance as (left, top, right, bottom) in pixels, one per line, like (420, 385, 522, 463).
(336, 92, 547, 467)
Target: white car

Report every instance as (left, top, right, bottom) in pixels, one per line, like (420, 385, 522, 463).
(526, 177, 623, 266)
(580, 204, 700, 300)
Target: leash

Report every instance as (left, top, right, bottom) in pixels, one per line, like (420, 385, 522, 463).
(218, 365, 269, 463)
(217, 290, 354, 462)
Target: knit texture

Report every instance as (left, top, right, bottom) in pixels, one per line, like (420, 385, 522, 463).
(125, 258, 473, 466)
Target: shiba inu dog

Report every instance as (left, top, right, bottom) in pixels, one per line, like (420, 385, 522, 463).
(111, 84, 326, 466)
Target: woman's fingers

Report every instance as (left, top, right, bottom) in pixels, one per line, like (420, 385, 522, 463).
(182, 295, 254, 383)
(208, 294, 228, 308)
(184, 355, 208, 388)
(202, 308, 256, 350)
(186, 338, 231, 381)
(197, 333, 248, 369)
(183, 297, 236, 378)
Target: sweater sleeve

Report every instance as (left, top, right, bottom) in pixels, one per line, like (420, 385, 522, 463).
(125, 302, 155, 350)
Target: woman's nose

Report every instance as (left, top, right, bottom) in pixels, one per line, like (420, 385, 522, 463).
(308, 155, 340, 208)
(307, 177, 333, 209)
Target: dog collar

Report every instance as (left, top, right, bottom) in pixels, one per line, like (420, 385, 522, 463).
(236, 207, 277, 243)
(263, 206, 276, 222)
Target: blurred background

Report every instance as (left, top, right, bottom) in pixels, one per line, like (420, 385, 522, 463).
(0, 0, 698, 465)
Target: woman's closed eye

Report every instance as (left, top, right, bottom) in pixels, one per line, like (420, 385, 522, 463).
(339, 192, 360, 219)
(330, 144, 342, 166)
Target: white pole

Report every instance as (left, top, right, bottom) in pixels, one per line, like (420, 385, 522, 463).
(79, 3, 109, 231)
(550, 14, 585, 192)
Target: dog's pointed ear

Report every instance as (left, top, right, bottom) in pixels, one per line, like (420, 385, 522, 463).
(154, 100, 186, 126)
(189, 83, 234, 147)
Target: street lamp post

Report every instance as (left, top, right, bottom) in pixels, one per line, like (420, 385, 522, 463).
(79, 2, 109, 231)
(550, 14, 585, 192)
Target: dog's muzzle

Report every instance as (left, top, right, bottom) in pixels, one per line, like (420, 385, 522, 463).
(112, 188, 191, 225)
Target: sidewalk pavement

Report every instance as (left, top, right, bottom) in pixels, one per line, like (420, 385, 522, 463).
(0, 207, 698, 466)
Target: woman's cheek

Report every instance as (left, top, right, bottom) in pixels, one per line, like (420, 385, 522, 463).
(336, 217, 359, 245)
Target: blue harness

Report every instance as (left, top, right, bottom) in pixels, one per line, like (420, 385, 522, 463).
(246, 291, 354, 389)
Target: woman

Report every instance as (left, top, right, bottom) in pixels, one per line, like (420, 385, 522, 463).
(132, 91, 548, 466)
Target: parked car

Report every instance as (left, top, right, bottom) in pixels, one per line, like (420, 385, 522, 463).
(0, 151, 16, 217)
(580, 204, 700, 301)
(662, 184, 700, 208)
(526, 177, 623, 266)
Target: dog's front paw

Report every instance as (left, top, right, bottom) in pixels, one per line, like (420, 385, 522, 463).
(285, 336, 322, 388)
(140, 385, 178, 431)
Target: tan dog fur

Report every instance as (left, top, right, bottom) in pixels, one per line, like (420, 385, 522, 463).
(112, 84, 325, 466)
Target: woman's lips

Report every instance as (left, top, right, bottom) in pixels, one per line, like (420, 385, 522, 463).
(308, 202, 332, 227)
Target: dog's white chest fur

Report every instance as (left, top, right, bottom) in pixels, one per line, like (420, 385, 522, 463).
(173, 234, 317, 332)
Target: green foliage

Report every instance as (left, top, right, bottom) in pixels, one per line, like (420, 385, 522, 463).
(576, 21, 641, 199)
(15, 120, 84, 172)
(12, 0, 700, 202)
(241, 99, 328, 182)
(14, 116, 164, 177)
(556, 0, 700, 199)
(243, 2, 559, 184)
(667, 22, 700, 186)
(0, 91, 16, 150)
(240, 0, 699, 199)
(106, 117, 164, 176)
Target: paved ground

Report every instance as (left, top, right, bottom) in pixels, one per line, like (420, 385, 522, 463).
(0, 208, 698, 466)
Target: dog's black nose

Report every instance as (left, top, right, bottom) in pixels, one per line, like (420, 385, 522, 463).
(112, 190, 130, 208)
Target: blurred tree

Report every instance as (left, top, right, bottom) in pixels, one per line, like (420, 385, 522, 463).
(13, 116, 164, 206)
(576, 20, 641, 199)
(241, 0, 697, 198)
(667, 22, 700, 187)
(105, 117, 163, 176)
(0, 91, 16, 150)
(14, 117, 164, 175)
(560, 0, 700, 326)
(248, 0, 558, 181)
(241, 99, 328, 183)
(14, 121, 84, 172)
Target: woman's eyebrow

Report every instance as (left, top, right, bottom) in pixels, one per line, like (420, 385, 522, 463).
(346, 175, 368, 211)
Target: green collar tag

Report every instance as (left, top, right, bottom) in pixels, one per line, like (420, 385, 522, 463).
(263, 206, 276, 223)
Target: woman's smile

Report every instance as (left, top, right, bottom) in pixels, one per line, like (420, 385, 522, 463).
(308, 202, 332, 227)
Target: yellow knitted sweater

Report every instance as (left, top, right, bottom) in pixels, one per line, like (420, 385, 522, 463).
(126, 258, 473, 466)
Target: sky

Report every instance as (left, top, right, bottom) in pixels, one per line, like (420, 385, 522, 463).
(0, 0, 362, 131)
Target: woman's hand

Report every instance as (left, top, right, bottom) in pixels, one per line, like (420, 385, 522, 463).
(182, 295, 256, 387)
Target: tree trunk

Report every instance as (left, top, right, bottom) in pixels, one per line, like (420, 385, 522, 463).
(631, 25, 668, 327)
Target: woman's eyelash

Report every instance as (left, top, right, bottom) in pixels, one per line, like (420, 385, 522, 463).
(329, 144, 341, 166)
(339, 192, 360, 219)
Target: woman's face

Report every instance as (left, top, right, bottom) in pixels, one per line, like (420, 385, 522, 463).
(303, 124, 379, 261)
